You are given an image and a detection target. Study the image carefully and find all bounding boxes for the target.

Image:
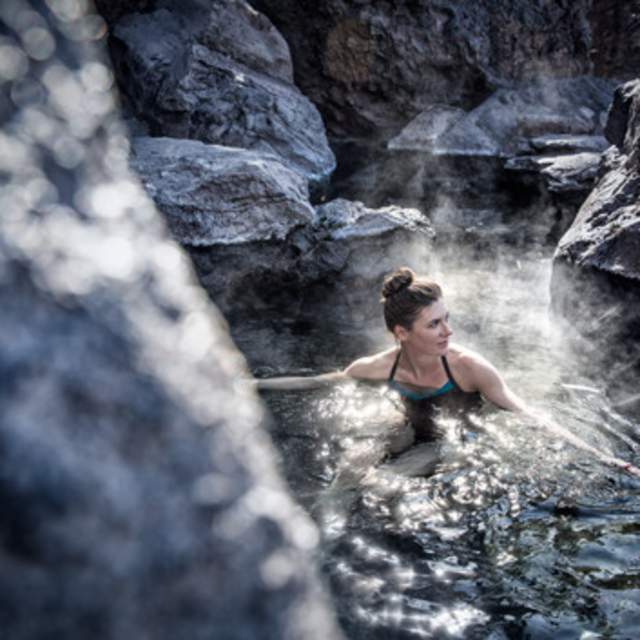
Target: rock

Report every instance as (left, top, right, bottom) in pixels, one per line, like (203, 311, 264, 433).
(589, 1, 640, 80)
(108, 0, 335, 184)
(435, 77, 614, 157)
(251, 0, 595, 138)
(0, 1, 343, 638)
(314, 198, 430, 240)
(528, 135, 609, 154)
(131, 136, 315, 246)
(553, 152, 640, 283)
(329, 78, 614, 248)
(387, 106, 466, 152)
(505, 152, 602, 194)
(551, 80, 640, 402)
(536, 153, 602, 194)
(299, 199, 436, 327)
(604, 80, 640, 153)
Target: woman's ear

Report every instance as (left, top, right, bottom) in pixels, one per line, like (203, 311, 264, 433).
(393, 325, 409, 343)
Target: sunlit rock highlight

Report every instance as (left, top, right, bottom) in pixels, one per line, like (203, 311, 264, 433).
(0, 0, 343, 638)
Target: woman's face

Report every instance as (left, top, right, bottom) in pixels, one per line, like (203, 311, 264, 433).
(399, 299, 453, 355)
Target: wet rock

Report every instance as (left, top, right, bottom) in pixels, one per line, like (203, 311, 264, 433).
(251, 0, 594, 138)
(0, 1, 343, 638)
(131, 136, 314, 245)
(107, 0, 335, 184)
(551, 80, 640, 402)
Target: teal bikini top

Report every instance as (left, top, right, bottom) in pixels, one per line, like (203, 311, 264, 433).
(387, 350, 458, 401)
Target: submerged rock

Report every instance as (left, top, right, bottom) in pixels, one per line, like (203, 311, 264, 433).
(551, 80, 640, 404)
(0, 1, 343, 638)
(106, 0, 335, 185)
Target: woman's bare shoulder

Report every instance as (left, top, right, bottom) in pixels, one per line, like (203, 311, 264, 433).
(344, 346, 398, 380)
(445, 343, 494, 388)
(446, 343, 489, 366)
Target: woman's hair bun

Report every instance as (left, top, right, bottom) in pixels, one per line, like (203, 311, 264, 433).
(381, 267, 415, 299)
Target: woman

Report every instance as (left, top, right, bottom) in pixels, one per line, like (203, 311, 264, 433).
(256, 267, 640, 475)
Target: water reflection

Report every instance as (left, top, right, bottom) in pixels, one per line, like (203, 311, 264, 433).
(256, 249, 640, 638)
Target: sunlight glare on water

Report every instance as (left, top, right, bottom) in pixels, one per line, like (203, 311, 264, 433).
(260, 248, 640, 638)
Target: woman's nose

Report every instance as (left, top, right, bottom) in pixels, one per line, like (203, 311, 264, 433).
(442, 320, 453, 336)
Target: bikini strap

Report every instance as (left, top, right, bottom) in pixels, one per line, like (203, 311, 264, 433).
(388, 349, 401, 382)
(441, 355, 461, 390)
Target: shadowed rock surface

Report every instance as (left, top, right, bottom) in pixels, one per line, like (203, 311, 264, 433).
(105, 0, 335, 185)
(551, 80, 640, 407)
(589, 0, 640, 80)
(250, 0, 600, 138)
(0, 1, 344, 638)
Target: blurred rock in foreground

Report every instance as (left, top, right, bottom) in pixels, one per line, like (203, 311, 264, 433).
(0, 1, 343, 638)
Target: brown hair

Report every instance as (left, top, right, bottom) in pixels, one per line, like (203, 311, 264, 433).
(381, 267, 442, 331)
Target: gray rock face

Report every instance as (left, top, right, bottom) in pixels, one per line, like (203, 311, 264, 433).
(108, 0, 335, 184)
(0, 1, 343, 638)
(131, 136, 315, 245)
(551, 80, 640, 402)
(251, 0, 594, 137)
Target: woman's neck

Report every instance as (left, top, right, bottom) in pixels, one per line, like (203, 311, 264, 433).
(400, 344, 442, 379)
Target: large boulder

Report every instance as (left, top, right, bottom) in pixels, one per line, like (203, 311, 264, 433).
(250, 0, 595, 138)
(130, 136, 315, 245)
(0, 1, 343, 638)
(106, 0, 335, 185)
(551, 80, 640, 407)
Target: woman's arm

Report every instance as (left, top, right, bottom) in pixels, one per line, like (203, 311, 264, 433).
(254, 370, 348, 391)
(469, 354, 640, 476)
(253, 350, 395, 391)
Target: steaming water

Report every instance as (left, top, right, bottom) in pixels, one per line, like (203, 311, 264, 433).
(247, 247, 640, 639)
